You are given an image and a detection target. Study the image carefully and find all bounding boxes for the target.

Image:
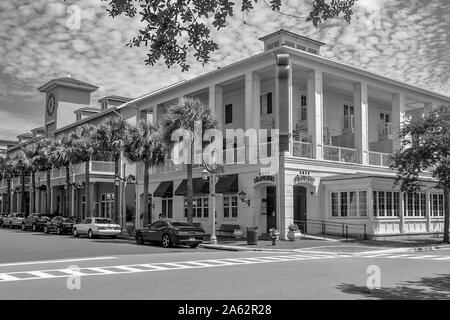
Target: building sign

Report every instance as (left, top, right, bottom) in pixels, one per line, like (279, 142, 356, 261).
(294, 171, 316, 186)
(293, 171, 320, 195)
(254, 175, 275, 184)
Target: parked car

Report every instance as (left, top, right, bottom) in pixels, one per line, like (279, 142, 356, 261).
(43, 216, 78, 235)
(21, 213, 52, 232)
(72, 217, 121, 239)
(1, 213, 26, 229)
(135, 219, 205, 248)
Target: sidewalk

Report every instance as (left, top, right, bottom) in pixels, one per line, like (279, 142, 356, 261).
(200, 234, 450, 254)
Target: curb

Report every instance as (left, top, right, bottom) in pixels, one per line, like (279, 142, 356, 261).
(200, 243, 450, 255)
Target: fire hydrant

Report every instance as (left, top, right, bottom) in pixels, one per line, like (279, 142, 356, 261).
(268, 228, 280, 246)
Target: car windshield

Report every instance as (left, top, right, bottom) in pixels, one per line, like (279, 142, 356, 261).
(95, 219, 113, 224)
(61, 217, 73, 222)
(16, 214, 25, 218)
(40, 216, 50, 220)
(171, 222, 193, 227)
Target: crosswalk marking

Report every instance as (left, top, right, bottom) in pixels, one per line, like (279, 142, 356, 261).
(1, 252, 450, 283)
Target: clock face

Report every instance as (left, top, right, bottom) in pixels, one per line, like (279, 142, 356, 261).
(47, 93, 56, 116)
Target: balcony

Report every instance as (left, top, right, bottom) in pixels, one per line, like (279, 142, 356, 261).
(293, 141, 313, 158)
(342, 115, 355, 134)
(323, 145, 358, 164)
(368, 151, 393, 167)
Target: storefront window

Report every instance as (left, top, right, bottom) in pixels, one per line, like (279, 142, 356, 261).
(224, 195, 238, 219)
(331, 191, 367, 218)
(184, 197, 208, 218)
(373, 191, 401, 218)
(431, 194, 444, 217)
(403, 193, 426, 217)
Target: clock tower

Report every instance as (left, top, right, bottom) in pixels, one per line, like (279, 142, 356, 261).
(38, 75, 99, 135)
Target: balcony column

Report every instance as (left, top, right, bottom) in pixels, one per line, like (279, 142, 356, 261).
(209, 84, 223, 127)
(392, 93, 406, 153)
(245, 72, 261, 131)
(354, 82, 369, 165)
(307, 69, 324, 160)
(275, 54, 293, 154)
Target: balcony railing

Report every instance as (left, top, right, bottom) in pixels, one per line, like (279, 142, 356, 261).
(12, 176, 30, 186)
(323, 145, 358, 164)
(368, 151, 393, 167)
(293, 141, 313, 159)
(90, 161, 115, 174)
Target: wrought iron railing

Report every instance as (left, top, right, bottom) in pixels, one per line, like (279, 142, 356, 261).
(323, 145, 358, 164)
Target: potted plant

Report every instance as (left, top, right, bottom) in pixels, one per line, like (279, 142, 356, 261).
(287, 223, 301, 241)
(232, 226, 244, 239)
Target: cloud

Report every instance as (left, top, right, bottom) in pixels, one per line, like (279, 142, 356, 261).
(0, 0, 448, 139)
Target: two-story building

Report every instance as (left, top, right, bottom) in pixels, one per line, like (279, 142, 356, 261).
(1, 29, 449, 240)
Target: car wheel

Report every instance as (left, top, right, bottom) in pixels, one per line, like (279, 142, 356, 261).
(73, 228, 79, 237)
(21, 223, 26, 231)
(44, 226, 49, 233)
(135, 232, 144, 245)
(88, 229, 94, 239)
(32, 224, 36, 232)
(189, 244, 199, 248)
(9, 222, 13, 229)
(162, 234, 172, 248)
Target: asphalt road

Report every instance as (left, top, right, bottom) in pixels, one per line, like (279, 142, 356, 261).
(0, 226, 213, 263)
(1, 228, 450, 300)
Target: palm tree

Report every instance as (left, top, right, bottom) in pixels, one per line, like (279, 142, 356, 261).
(66, 124, 96, 219)
(92, 117, 130, 223)
(162, 97, 218, 224)
(11, 151, 31, 214)
(23, 142, 41, 213)
(36, 138, 57, 215)
(123, 121, 167, 226)
(0, 155, 13, 214)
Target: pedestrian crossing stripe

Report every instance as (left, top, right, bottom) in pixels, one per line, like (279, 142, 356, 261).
(0, 253, 343, 283)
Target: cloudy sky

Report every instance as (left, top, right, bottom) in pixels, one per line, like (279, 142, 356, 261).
(0, 0, 448, 140)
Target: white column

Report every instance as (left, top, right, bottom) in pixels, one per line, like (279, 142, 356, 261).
(209, 85, 223, 128)
(354, 82, 369, 164)
(244, 72, 261, 131)
(275, 54, 293, 154)
(307, 69, 324, 160)
(392, 93, 406, 153)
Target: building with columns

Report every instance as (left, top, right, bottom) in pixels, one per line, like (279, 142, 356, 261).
(1, 29, 449, 240)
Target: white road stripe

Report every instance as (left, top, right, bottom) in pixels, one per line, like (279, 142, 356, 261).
(0, 256, 116, 268)
(160, 263, 196, 269)
(0, 274, 20, 281)
(27, 271, 59, 279)
(86, 267, 118, 274)
(433, 256, 450, 261)
(407, 255, 437, 259)
(112, 266, 147, 272)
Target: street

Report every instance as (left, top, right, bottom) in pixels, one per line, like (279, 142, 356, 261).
(1, 229, 450, 299)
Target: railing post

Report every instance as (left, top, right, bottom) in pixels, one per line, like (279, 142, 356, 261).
(338, 148, 342, 162)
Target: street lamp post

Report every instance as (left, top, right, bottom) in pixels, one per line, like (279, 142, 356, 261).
(201, 151, 224, 245)
(114, 172, 136, 235)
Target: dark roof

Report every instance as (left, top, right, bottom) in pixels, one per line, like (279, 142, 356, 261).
(258, 29, 326, 46)
(17, 133, 33, 138)
(38, 77, 99, 93)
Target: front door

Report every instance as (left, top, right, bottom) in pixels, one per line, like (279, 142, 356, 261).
(266, 187, 277, 232)
(294, 186, 307, 233)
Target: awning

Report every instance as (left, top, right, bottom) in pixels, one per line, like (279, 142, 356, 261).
(153, 181, 173, 197)
(175, 174, 238, 196)
(175, 178, 209, 196)
(215, 174, 238, 194)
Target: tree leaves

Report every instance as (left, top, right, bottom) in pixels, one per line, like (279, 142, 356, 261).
(103, 0, 355, 71)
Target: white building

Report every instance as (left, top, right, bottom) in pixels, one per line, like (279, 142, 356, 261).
(130, 29, 450, 240)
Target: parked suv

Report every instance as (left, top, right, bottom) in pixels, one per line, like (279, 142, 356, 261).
(21, 213, 52, 232)
(2, 213, 26, 229)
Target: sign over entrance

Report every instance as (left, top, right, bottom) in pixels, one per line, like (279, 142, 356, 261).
(293, 171, 320, 194)
(254, 175, 275, 184)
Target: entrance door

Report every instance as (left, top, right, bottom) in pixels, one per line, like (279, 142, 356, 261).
(294, 186, 307, 233)
(266, 187, 277, 232)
